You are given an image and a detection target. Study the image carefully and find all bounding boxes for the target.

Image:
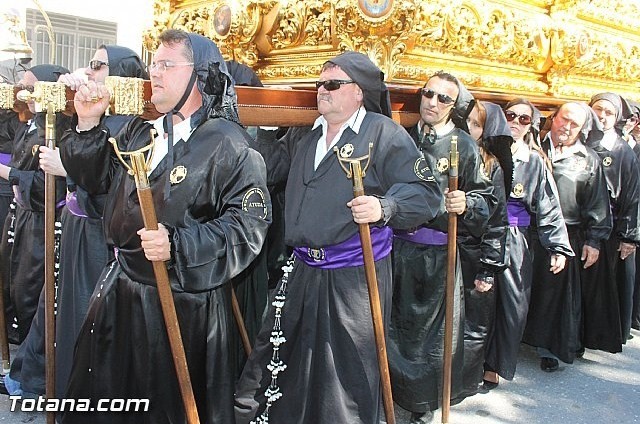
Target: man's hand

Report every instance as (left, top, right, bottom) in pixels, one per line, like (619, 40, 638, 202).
(347, 195, 382, 224)
(58, 72, 88, 91)
(444, 188, 466, 215)
(138, 223, 171, 262)
(74, 81, 110, 130)
(549, 254, 566, 274)
(581, 245, 600, 269)
(39, 146, 67, 177)
(618, 241, 636, 261)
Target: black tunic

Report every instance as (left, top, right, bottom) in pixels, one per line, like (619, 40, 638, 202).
(235, 112, 442, 424)
(583, 135, 640, 347)
(59, 116, 271, 424)
(524, 139, 611, 363)
(488, 147, 572, 378)
(388, 125, 495, 413)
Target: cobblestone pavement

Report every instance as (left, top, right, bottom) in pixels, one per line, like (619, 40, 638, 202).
(0, 327, 638, 423)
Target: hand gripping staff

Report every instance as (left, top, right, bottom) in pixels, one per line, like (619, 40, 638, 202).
(441, 135, 459, 424)
(109, 135, 201, 424)
(334, 143, 395, 424)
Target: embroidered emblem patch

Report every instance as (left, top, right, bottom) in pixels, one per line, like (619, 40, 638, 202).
(339, 143, 354, 158)
(414, 157, 435, 181)
(169, 165, 187, 185)
(436, 157, 449, 173)
(512, 183, 524, 198)
(242, 187, 268, 220)
(307, 247, 326, 262)
(602, 156, 612, 167)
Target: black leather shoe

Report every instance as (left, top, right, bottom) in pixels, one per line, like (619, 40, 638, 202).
(575, 347, 585, 358)
(540, 357, 559, 372)
(410, 411, 434, 424)
(0, 375, 8, 395)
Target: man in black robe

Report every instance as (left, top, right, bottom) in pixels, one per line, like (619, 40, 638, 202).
(583, 93, 640, 347)
(59, 30, 271, 423)
(525, 102, 612, 370)
(235, 51, 442, 424)
(0, 64, 70, 346)
(1, 45, 148, 400)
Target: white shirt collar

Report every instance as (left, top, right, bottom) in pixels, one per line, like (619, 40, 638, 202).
(600, 129, 617, 151)
(147, 115, 193, 174)
(312, 106, 367, 170)
(547, 135, 588, 161)
(511, 140, 530, 163)
(417, 120, 456, 139)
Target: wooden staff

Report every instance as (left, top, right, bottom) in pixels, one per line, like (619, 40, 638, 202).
(335, 145, 395, 424)
(231, 288, 252, 356)
(43, 103, 56, 424)
(441, 135, 459, 424)
(111, 141, 200, 424)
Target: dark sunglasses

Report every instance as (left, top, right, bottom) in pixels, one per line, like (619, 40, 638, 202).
(88, 60, 109, 71)
(315, 79, 355, 91)
(504, 110, 532, 126)
(420, 88, 455, 105)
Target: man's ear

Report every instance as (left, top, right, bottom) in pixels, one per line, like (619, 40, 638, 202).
(356, 89, 364, 101)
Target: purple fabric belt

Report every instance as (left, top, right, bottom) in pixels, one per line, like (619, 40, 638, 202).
(394, 227, 448, 246)
(293, 226, 393, 269)
(507, 200, 531, 227)
(65, 191, 88, 218)
(0, 153, 11, 166)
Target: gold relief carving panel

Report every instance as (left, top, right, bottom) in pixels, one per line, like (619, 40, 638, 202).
(270, 1, 333, 49)
(143, 0, 172, 52)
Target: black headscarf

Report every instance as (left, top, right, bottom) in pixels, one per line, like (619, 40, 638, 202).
(103, 45, 148, 79)
(589, 92, 633, 135)
(504, 98, 542, 144)
(30, 64, 70, 82)
(480, 101, 514, 194)
(225, 60, 263, 87)
(448, 76, 475, 133)
(325, 51, 392, 118)
(629, 100, 640, 119)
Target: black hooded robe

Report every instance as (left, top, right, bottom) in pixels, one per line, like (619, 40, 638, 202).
(234, 112, 442, 424)
(388, 125, 495, 413)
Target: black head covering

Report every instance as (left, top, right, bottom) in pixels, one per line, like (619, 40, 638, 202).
(504, 98, 542, 143)
(589, 92, 633, 135)
(444, 74, 475, 133)
(103, 45, 148, 79)
(629, 100, 640, 119)
(160, 31, 239, 199)
(29, 64, 70, 82)
(325, 51, 392, 118)
(225, 60, 263, 87)
(480, 101, 514, 194)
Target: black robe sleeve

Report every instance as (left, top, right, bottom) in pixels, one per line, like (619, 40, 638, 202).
(582, 152, 613, 248)
(608, 141, 640, 243)
(478, 162, 509, 272)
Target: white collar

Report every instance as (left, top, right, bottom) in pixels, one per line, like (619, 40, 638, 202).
(511, 140, 531, 163)
(312, 106, 366, 135)
(149, 115, 194, 143)
(600, 129, 617, 151)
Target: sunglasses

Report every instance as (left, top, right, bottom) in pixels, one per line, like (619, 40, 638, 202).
(420, 88, 455, 105)
(88, 60, 109, 71)
(315, 79, 355, 91)
(504, 110, 532, 126)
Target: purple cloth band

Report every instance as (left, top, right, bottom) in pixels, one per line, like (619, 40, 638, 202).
(0, 153, 11, 166)
(394, 227, 448, 246)
(65, 191, 88, 218)
(293, 226, 393, 269)
(507, 200, 531, 227)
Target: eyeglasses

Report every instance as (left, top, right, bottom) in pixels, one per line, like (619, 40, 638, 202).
(420, 88, 455, 105)
(315, 79, 355, 91)
(147, 60, 194, 73)
(88, 60, 109, 71)
(504, 110, 532, 126)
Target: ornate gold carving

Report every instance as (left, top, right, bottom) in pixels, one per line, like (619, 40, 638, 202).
(105, 76, 146, 116)
(149, 0, 640, 104)
(18, 82, 66, 113)
(143, 0, 172, 52)
(0, 84, 14, 110)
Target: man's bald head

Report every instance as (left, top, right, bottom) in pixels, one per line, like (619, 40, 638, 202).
(549, 102, 588, 147)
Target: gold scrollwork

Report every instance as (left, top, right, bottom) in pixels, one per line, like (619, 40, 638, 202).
(0, 84, 14, 110)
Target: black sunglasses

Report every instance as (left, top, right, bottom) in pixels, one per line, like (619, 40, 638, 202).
(315, 79, 355, 91)
(88, 60, 109, 71)
(504, 110, 532, 126)
(420, 88, 455, 105)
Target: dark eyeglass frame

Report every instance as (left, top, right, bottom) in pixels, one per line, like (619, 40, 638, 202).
(420, 88, 455, 105)
(315, 79, 355, 91)
(504, 110, 532, 126)
(88, 60, 109, 71)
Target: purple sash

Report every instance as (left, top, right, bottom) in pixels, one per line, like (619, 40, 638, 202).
(394, 227, 448, 246)
(0, 153, 11, 166)
(293, 226, 393, 269)
(66, 191, 88, 218)
(507, 200, 531, 227)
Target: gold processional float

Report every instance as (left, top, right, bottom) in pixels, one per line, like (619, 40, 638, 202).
(140, 0, 640, 121)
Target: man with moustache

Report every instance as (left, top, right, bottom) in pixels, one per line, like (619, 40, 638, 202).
(524, 102, 611, 371)
(235, 51, 442, 424)
(387, 71, 495, 423)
